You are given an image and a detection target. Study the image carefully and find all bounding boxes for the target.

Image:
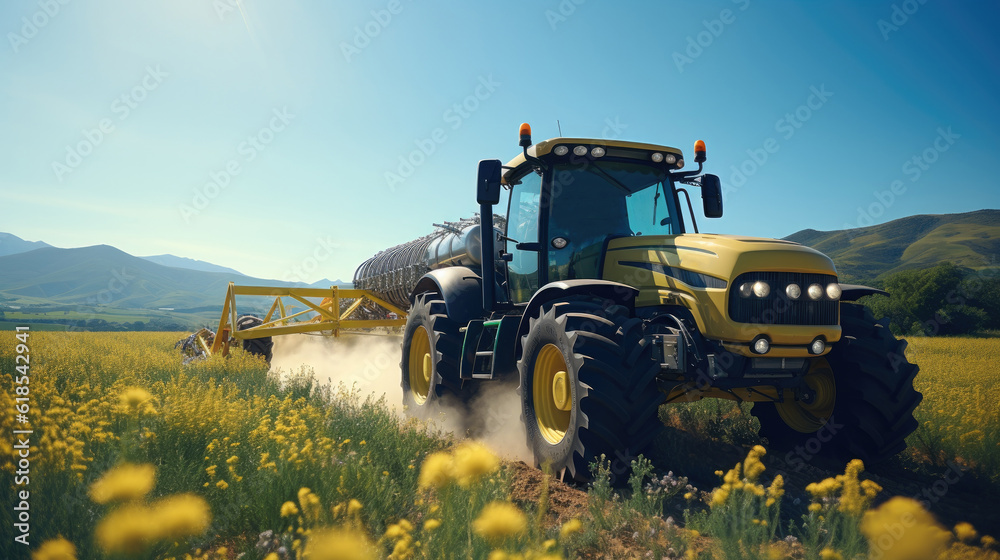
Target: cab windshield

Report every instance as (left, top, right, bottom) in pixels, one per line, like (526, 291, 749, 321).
(547, 160, 681, 280)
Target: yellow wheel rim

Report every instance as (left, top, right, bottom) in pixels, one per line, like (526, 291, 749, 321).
(777, 358, 836, 433)
(533, 344, 572, 444)
(408, 326, 432, 405)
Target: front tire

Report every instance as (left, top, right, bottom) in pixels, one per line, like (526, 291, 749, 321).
(518, 297, 663, 482)
(400, 293, 464, 414)
(753, 303, 921, 464)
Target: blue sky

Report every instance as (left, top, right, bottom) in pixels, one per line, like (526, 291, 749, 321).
(2, 1, 998, 283)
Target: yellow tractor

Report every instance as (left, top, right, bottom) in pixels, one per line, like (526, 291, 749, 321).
(194, 123, 920, 482)
(356, 123, 920, 481)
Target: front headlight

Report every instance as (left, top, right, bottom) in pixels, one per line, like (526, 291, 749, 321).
(808, 283, 823, 300)
(752, 281, 770, 298)
(826, 283, 842, 300)
(785, 283, 801, 300)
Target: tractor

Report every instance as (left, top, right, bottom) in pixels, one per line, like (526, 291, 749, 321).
(355, 123, 921, 482)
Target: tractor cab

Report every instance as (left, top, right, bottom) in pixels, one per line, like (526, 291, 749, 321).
(479, 125, 723, 305)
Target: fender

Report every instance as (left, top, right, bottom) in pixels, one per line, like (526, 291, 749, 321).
(410, 267, 484, 324)
(516, 279, 639, 357)
(839, 284, 890, 302)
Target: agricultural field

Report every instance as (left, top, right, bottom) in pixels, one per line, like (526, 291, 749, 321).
(2, 332, 999, 559)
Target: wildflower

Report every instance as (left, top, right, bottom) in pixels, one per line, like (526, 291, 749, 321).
(488, 552, 508, 560)
(216, 480, 228, 490)
(215, 547, 228, 557)
(31, 536, 77, 560)
(348, 499, 363, 515)
(560, 518, 583, 538)
(860, 497, 951, 560)
(819, 549, 842, 560)
(808, 503, 823, 513)
(226, 455, 239, 465)
(744, 445, 767, 482)
(684, 492, 693, 500)
(473, 502, 527, 542)
(452, 441, 500, 487)
(154, 494, 211, 539)
(543, 539, 556, 549)
(94, 494, 209, 554)
(423, 519, 441, 531)
(982, 535, 997, 548)
(417, 452, 453, 490)
(398, 519, 413, 532)
(954, 522, 978, 543)
(280, 501, 299, 517)
(120, 388, 154, 415)
(384, 524, 409, 539)
(305, 528, 377, 560)
(766, 474, 784, 507)
(89, 463, 156, 504)
(95, 505, 158, 554)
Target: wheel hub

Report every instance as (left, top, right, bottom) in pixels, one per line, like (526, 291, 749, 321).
(533, 344, 572, 444)
(407, 326, 432, 405)
(552, 370, 571, 411)
(777, 358, 835, 433)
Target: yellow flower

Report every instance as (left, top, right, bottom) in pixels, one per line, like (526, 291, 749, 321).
(861, 497, 951, 560)
(384, 524, 408, 539)
(808, 503, 823, 513)
(119, 387, 153, 414)
(488, 552, 508, 560)
(473, 502, 527, 542)
(560, 518, 583, 538)
(280, 501, 299, 517)
(88, 463, 156, 504)
(417, 452, 454, 490)
(743, 445, 767, 482)
(348, 499, 363, 515)
(684, 492, 693, 500)
(215, 547, 228, 557)
(767, 474, 784, 502)
(32, 536, 77, 560)
(423, 519, 441, 531)
(954, 522, 978, 543)
(226, 455, 239, 465)
(216, 480, 228, 490)
(398, 519, 413, 532)
(819, 548, 842, 560)
(153, 494, 212, 539)
(94, 494, 209, 554)
(452, 441, 500, 487)
(95, 505, 158, 554)
(305, 528, 377, 560)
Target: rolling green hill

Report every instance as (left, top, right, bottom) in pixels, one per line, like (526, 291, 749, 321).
(0, 245, 351, 329)
(784, 209, 1000, 281)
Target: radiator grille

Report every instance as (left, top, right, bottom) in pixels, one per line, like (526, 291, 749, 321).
(728, 272, 839, 326)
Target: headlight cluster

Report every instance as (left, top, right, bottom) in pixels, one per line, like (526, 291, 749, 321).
(738, 281, 842, 300)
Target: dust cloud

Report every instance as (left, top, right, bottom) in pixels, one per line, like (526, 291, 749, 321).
(269, 333, 533, 462)
(270, 333, 404, 409)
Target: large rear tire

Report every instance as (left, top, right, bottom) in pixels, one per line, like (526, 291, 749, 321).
(753, 303, 921, 465)
(236, 315, 273, 364)
(518, 296, 663, 482)
(400, 292, 465, 414)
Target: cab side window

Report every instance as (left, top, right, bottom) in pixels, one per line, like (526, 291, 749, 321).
(506, 170, 542, 303)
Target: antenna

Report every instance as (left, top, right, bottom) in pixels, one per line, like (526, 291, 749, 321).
(557, 120, 562, 136)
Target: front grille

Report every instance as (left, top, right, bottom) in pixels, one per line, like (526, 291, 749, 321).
(728, 272, 839, 326)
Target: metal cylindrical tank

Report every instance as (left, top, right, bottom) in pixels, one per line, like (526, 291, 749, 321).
(353, 216, 502, 309)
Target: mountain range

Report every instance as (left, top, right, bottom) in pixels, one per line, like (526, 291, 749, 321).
(0, 209, 996, 329)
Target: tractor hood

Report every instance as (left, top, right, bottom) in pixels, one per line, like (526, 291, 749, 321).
(603, 234, 837, 287)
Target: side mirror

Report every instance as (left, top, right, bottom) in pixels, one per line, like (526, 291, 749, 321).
(477, 159, 503, 205)
(700, 174, 723, 218)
